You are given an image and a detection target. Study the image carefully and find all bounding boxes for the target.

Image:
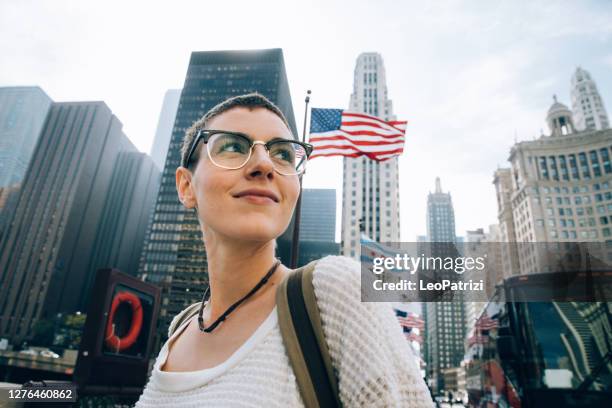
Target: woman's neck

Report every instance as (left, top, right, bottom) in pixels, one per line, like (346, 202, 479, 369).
(203, 236, 285, 321)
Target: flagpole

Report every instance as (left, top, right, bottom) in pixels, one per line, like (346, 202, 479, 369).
(290, 90, 311, 269)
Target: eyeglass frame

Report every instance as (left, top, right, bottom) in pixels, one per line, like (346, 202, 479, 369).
(182, 129, 314, 175)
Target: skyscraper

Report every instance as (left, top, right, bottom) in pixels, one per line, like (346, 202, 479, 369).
(80, 151, 160, 310)
(0, 87, 53, 237)
(342, 52, 401, 259)
(0, 87, 52, 188)
(299, 188, 336, 242)
(150, 89, 181, 171)
(571, 67, 609, 131)
(422, 177, 466, 392)
(0, 102, 141, 344)
(137, 49, 298, 347)
(291, 188, 340, 266)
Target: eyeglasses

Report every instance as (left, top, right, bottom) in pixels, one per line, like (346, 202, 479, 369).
(183, 130, 314, 176)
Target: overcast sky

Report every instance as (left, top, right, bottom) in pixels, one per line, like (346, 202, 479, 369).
(2, 0, 612, 242)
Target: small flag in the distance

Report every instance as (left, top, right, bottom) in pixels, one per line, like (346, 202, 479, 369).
(467, 333, 488, 347)
(475, 315, 499, 330)
(405, 331, 423, 344)
(397, 314, 425, 330)
(360, 234, 402, 268)
(309, 108, 407, 161)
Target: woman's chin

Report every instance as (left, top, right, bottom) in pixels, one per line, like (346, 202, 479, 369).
(226, 227, 279, 243)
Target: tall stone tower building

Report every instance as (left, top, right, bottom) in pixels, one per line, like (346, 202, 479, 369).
(571, 67, 609, 131)
(341, 52, 401, 259)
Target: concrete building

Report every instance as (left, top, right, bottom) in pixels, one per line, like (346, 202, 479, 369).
(137, 49, 298, 349)
(341, 53, 401, 259)
(571, 67, 609, 131)
(463, 224, 502, 347)
(0, 102, 144, 345)
(150, 89, 181, 172)
(493, 96, 612, 274)
(421, 177, 467, 393)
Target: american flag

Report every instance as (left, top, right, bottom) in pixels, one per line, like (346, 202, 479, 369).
(475, 315, 499, 330)
(360, 234, 402, 269)
(396, 313, 425, 330)
(467, 333, 488, 347)
(309, 108, 407, 161)
(405, 331, 423, 343)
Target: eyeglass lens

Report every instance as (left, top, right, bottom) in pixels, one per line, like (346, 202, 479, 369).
(207, 133, 307, 174)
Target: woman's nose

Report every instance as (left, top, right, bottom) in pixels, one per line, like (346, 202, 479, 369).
(246, 143, 275, 177)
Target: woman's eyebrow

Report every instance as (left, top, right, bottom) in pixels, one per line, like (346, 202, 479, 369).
(243, 133, 294, 143)
(267, 136, 293, 143)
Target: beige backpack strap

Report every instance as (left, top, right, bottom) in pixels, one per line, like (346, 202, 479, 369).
(168, 302, 201, 337)
(301, 263, 340, 402)
(276, 260, 341, 407)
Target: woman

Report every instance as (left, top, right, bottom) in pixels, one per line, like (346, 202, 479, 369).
(135, 93, 432, 407)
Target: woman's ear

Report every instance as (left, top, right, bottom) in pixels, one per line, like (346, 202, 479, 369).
(176, 167, 197, 209)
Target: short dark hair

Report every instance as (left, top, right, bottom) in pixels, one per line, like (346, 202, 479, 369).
(180, 93, 293, 169)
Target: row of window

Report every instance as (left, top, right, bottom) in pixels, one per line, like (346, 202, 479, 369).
(536, 148, 612, 181)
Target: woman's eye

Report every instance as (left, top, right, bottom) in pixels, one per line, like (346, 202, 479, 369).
(273, 147, 294, 163)
(220, 142, 246, 153)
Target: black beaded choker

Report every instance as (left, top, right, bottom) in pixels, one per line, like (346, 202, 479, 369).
(197, 258, 281, 333)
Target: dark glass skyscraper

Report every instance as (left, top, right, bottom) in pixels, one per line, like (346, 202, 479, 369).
(0, 86, 52, 188)
(0, 87, 52, 237)
(422, 177, 466, 392)
(138, 49, 297, 348)
(0, 102, 152, 345)
(299, 189, 336, 242)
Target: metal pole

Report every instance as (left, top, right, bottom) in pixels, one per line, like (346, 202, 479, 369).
(290, 90, 311, 269)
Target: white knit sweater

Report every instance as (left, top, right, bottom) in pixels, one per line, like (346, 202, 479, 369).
(135, 255, 433, 407)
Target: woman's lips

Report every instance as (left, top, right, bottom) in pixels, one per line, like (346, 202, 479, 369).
(236, 194, 277, 205)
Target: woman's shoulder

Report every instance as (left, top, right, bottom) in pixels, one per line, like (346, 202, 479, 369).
(311, 255, 361, 281)
(167, 301, 202, 338)
(310, 255, 367, 310)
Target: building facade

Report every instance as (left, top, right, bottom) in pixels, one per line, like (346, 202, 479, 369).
(422, 177, 467, 393)
(493, 96, 612, 274)
(80, 151, 160, 310)
(463, 224, 502, 348)
(0, 86, 52, 188)
(150, 89, 181, 172)
(341, 53, 401, 259)
(0, 102, 140, 344)
(570, 67, 609, 132)
(137, 49, 298, 348)
(299, 188, 336, 242)
(0, 87, 53, 237)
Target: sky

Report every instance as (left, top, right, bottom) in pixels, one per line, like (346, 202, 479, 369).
(2, 0, 612, 243)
